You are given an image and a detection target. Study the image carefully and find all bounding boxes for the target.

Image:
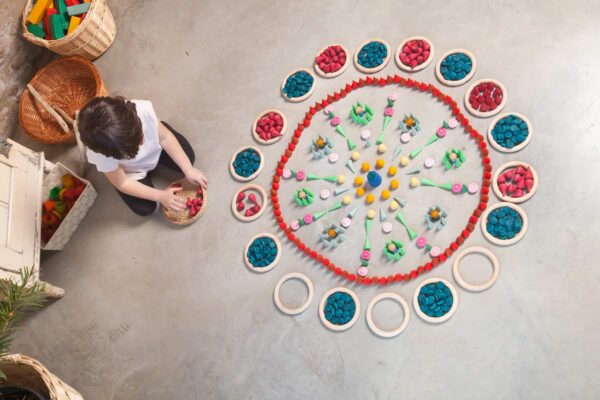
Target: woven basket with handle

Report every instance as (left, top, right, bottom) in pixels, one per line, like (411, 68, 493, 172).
(21, 0, 116, 60)
(0, 354, 83, 400)
(19, 56, 108, 144)
(161, 179, 208, 226)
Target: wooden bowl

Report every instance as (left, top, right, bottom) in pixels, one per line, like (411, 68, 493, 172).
(161, 179, 207, 226)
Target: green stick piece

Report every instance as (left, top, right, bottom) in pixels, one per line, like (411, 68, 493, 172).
(313, 210, 328, 221)
(334, 188, 349, 196)
(307, 173, 320, 181)
(392, 146, 402, 161)
(393, 197, 407, 207)
(348, 205, 360, 218)
(379, 208, 387, 222)
(395, 211, 417, 241)
(323, 175, 338, 183)
(405, 168, 421, 175)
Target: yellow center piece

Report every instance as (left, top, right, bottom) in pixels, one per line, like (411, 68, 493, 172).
(405, 117, 415, 127)
(430, 210, 440, 220)
(328, 228, 337, 238)
(316, 137, 326, 148)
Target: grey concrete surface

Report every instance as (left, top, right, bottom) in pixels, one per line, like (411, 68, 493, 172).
(10, 0, 600, 399)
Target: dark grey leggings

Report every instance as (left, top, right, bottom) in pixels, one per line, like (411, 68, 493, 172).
(116, 122, 195, 216)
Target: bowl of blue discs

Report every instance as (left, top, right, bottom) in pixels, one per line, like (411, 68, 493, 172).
(413, 278, 458, 323)
(435, 49, 477, 86)
(229, 146, 264, 182)
(488, 112, 533, 153)
(319, 287, 360, 331)
(281, 68, 316, 102)
(354, 38, 391, 73)
(481, 202, 528, 246)
(244, 233, 281, 273)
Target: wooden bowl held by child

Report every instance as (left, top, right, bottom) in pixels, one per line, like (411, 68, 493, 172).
(161, 179, 207, 226)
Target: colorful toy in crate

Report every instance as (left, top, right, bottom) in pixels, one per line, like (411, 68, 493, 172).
(26, 0, 91, 40)
(40, 173, 85, 243)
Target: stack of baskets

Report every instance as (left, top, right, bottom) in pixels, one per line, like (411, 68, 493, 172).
(21, 0, 116, 60)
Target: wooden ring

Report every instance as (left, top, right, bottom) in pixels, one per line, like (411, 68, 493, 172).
(229, 146, 264, 182)
(492, 161, 538, 203)
(464, 78, 508, 118)
(232, 184, 267, 222)
(273, 272, 314, 315)
(452, 246, 500, 292)
(487, 112, 533, 153)
(281, 68, 316, 103)
(251, 109, 287, 145)
(313, 44, 350, 78)
(366, 292, 410, 338)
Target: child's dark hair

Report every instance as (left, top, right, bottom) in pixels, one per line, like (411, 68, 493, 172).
(77, 96, 143, 160)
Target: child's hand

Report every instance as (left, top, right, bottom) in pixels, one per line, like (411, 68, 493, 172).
(159, 186, 186, 212)
(185, 167, 208, 188)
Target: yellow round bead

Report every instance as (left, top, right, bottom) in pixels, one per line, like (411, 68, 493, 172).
(400, 156, 410, 167)
(388, 166, 397, 176)
(381, 190, 390, 200)
(342, 195, 352, 205)
(390, 179, 399, 190)
(366, 209, 376, 219)
(389, 200, 399, 211)
(337, 175, 346, 184)
(410, 177, 420, 188)
(375, 159, 385, 169)
(361, 162, 370, 173)
(356, 187, 365, 197)
(354, 176, 363, 186)
(377, 143, 387, 154)
(365, 194, 375, 204)
(351, 151, 361, 161)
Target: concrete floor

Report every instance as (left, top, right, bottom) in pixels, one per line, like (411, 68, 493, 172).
(12, 0, 600, 399)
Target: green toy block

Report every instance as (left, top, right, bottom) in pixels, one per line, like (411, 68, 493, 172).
(56, 0, 70, 30)
(67, 2, 91, 16)
(50, 14, 65, 39)
(27, 23, 46, 39)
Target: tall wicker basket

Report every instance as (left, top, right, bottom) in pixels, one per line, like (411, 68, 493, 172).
(0, 354, 83, 400)
(19, 56, 108, 144)
(21, 0, 116, 60)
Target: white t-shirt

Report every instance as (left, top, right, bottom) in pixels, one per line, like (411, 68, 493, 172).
(86, 100, 162, 180)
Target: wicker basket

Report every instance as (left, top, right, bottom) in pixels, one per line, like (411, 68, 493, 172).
(42, 162, 97, 250)
(0, 354, 83, 400)
(161, 179, 208, 226)
(19, 56, 108, 144)
(21, 0, 116, 60)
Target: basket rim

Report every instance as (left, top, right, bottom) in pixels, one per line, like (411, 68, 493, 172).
(18, 55, 106, 144)
(21, 0, 104, 46)
(161, 179, 208, 226)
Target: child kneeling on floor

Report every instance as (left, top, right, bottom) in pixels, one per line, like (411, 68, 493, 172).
(76, 96, 207, 216)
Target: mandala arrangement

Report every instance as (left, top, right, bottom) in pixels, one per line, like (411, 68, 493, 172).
(231, 37, 537, 338)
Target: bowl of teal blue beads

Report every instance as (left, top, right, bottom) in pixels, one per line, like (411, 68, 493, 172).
(488, 112, 533, 153)
(281, 68, 316, 102)
(319, 287, 360, 331)
(230, 146, 264, 182)
(435, 49, 477, 87)
(353, 39, 391, 73)
(244, 233, 282, 273)
(413, 278, 458, 323)
(481, 202, 528, 246)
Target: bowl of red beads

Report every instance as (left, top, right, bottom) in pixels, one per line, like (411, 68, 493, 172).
(313, 44, 349, 78)
(464, 79, 507, 117)
(395, 36, 434, 72)
(162, 179, 207, 225)
(252, 109, 286, 145)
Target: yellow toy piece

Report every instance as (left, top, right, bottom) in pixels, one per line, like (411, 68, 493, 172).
(342, 195, 352, 205)
(356, 187, 366, 197)
(361, 162, 370, 173)
(375, 159, 385, 169)
(365, 194, 375, 204)
(410, 177, 420, 188)
(388, 166, 397, 176)
(400, 156, 410, 167)
(381, 189, 390, 200)
(351, 151, 361, 161)
(366, 209, 376, 219)
(389, 179, 399, 190)
(337, 175, 346, 184)
(377, 143, 387, 154)
(27, 0, 51, 24)
(354, 176, 363, 186)
(389, 200, 399, 211)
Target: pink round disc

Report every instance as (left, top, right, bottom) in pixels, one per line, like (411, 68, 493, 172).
(341, 217, 352, 228)
(382, 222, 393, 233)
(430, 246, 441, 257)
(424, 157, 435, 168)
(401, 133, 412, 143)
(320, 189, 330, 200)
(282, 169, 292, 179)
(357, 266, 369, 277)
(448, 118, 459, 129)
(290, 220, 300, 231)
(468, 183, 479, 194)
(361, 130, 371, 140)
(329, 153, 339, 163)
